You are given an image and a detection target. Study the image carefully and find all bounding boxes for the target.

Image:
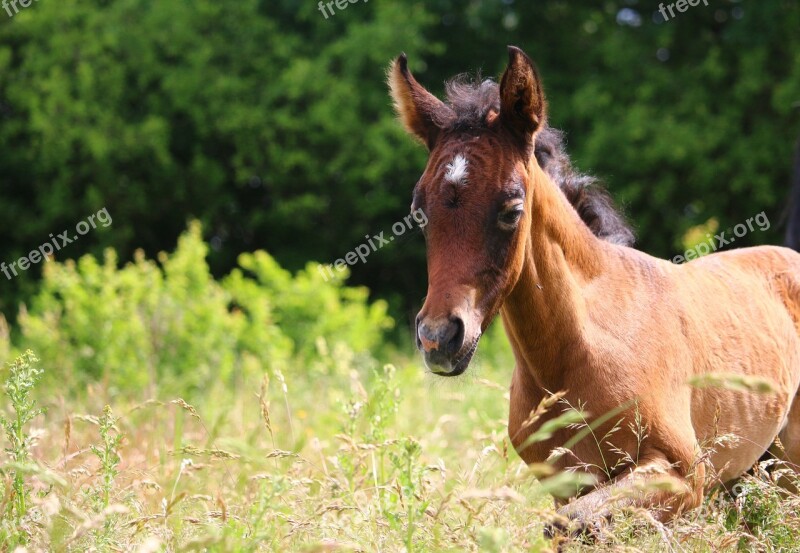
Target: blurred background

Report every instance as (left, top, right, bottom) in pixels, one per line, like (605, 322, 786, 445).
(2, 0, 800, 329)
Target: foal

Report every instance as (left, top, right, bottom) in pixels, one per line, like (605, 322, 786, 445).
(389, 46, 800, 531)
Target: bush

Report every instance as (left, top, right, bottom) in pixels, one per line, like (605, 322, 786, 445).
(225, 252, 393, 360)
(16, 222, 393, 397)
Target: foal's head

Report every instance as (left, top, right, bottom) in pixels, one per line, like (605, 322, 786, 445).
(390, 46, 632, 376)
(390, 46, 547, 376)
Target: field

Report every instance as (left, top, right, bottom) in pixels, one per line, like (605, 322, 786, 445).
(3, 1, 800, 551)
(2, 227, 800, 552)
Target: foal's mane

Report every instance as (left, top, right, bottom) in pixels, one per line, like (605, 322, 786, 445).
(443, 77, 635, 247)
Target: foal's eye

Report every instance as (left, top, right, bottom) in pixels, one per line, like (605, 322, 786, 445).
(498, 205, 524, 230)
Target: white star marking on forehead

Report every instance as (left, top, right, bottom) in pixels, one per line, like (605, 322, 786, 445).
(444, 154, 469, 186)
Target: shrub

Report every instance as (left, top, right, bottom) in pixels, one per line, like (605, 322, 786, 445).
(0, 350, 44, 546)
(17, 222, 393, 397)
(225, 251, 393, 361)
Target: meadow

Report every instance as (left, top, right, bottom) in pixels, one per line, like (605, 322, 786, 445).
(2, 1, 800, 551)
(1, 224, 800, 552)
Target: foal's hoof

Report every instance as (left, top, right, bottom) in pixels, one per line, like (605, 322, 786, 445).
(544, 511, 608, 542)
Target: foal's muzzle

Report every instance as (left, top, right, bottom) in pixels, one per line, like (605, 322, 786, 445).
(415, 315, 471, 376)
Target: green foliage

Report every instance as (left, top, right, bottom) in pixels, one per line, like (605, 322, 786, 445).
(0, 350, 44, 545)
(0, 317, 10, 380)
(0, 0, 436, 320)
(2, 1, 799, 321)
(225, 252, 393, 363)
(388, 437, 426, 551)
(474, 319, 516, 375)
(86, 405, 123, 548)
(720, 473, 800, 550)
(89, 405, 122, 510)
(17, 223, 393, 397)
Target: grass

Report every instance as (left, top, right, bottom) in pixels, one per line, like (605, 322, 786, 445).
(2, 346, 800, 552)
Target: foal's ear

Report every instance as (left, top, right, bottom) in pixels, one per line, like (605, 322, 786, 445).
(388, 54, 454, 150)
(499, 46, 547, 142)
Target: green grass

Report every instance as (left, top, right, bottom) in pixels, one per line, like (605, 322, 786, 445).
(2, 345, 800, 552)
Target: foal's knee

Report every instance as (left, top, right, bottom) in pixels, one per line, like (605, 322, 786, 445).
(653, 455, 706, 520)
(545, 450, 706, 539)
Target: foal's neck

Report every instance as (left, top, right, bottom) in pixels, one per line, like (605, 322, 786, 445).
(500, 160, 611, 390)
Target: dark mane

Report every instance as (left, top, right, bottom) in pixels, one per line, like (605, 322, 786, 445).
(443, 77, 635, 247)
(784, 137, 800, 251)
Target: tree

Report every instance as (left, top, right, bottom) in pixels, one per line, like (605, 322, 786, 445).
(1, 0, 799, 324)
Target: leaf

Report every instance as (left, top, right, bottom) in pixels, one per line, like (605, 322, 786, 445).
(689, 373, 778, 394)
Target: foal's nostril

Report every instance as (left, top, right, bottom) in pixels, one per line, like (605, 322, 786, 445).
(445, 316, 465, 356)
(417, 321, 438, 352)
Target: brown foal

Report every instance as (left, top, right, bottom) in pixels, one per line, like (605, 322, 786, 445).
(389, 46, 800, 532)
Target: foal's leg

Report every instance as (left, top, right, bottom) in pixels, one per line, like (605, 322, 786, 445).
(552, 449, 705, 535)
(769, 392, 800, 490)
